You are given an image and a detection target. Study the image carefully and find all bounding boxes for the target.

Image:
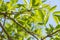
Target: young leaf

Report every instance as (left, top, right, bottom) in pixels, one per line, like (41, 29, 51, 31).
(42, 9, 46, 16)
(42, 4, 50, 10)
(49, 5, 57, 12)
(49, 24, 54, 31)
(23, 0, 27, 4)
(55, 25, 60, 29)
(34, 10, 44, 23)
(27, 37, 31, 40)
(53, 16, 59, 24)
(16, 4, 24, 8)
(38, 22, 44, 25)
(10, 0, 18, 4)
(19, 37, 23, 40)
(6, 2, 13, 11)
(1, 2, 7, 11)
(45, 27, 52, 34)
(35, 0, 42, 5)
(0, 0, 3, 4)
(29, 0, 42, 8)
(44, 13, 50, 25)
(53, 11, 60, 16)
(34, 29, 41, 35)
(53, 11, 60, 23)
(14, 13, 20, 18)
(57, 16, 60, 21)
(29, 0, 32, 8)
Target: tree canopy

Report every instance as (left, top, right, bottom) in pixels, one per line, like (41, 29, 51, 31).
(0, 0, 60, 40)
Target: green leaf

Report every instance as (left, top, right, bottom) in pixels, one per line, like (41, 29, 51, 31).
(27, 37, 31, 40)
(54, 16, 60, 21)
(6, 2, 13, 11)
(42, 4, 50, 10)
(45, 28, 51, 34)
(23, 0, 27, 4)
(14, 13, 20, 18)
(34, 10, 44, 23)
(53, 16, 59, 24)
(16, 4, 24, 8)
(19, 37, 23, 40)
(0, 2, 7, 12)
(44, 13, 50, 25)
(10, 0, 18, 4)
(53, 11, 60, 16)
(23, 0, 28, 8)
(49, 5, 57, 12)
(34, 0, 42, 5)
(38, 22, 44, 25)
(29, 0, 42, 8)
(49, 24, 54, 31)
(0, 0, 3, 4)
(53, 11, 60, 23)
(34, 29, 42, 38)
(57, 16, 60, 21)
(42, 9, 46, 16)
(55, 25, 60, 29)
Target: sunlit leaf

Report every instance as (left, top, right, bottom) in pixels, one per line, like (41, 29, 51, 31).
(34, 29, 41, 35)
(38, 22, 44, 25)
(19, 37, 23, 40)
(0, 3, 7, 11)
(44, 13, 50, 25)
(42, 4, 50, 10)
(53, 11, 60, 16)
(33, 10, 44, 23)
(34, 0, 42, 5)
(55, 25, 60, 29)
(45, 28, 50, 34)
(42, 9, 46, 16)
(27, 37, 31, 40)
(53, 11, 60, 23)
(53, 16, 59, 24)
(6, 2, 13, 11)
(49, 5, 57, 12)
(29, 0, 42, 8)
(10, 0, 18, 4)
(49, 24, 54, 31)
(45, 27, 53, 34)
(16, 4, 24, 8)
(14, 13, 20, 18)
(23, 0, 27, 4)
(0, 0, 3, 4)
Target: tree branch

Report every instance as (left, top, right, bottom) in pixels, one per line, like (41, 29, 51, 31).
(0, 22, 12, 40)
(41, 29, 60, 40)
(3, 15, 6, 26)
(0, 12, 39, 40)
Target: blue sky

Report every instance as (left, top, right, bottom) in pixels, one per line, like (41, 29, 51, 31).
(44, 0, 60, 40)
(45, 0, 60, 27)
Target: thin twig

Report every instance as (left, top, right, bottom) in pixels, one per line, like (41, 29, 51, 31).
(0, 22, 12, 40)
(41, 29, 60, 40)
(3, 15, 6, 26)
